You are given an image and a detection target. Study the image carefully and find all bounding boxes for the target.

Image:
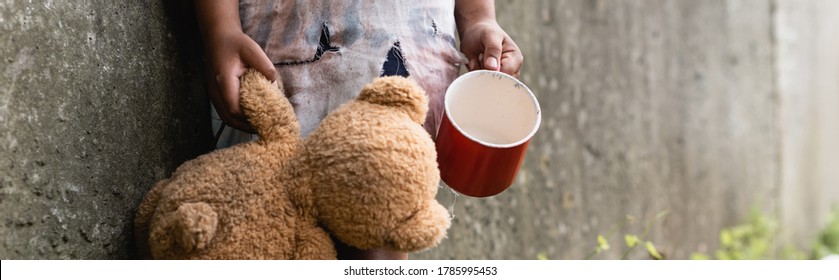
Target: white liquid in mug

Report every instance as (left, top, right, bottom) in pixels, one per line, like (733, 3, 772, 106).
(446, 72, 540, 147)
(460, 123, 522, 145)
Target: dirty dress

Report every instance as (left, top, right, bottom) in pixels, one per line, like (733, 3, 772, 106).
(213, 0, 464, 147)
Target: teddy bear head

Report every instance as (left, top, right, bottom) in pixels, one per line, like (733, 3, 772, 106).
(300, 77, 451, 252)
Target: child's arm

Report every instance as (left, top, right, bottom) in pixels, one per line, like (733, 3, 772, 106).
(196, 0, 276, 133)
(455, 0, 523, 77)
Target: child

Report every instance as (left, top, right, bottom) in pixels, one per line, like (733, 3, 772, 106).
(195, 0, 523, 259)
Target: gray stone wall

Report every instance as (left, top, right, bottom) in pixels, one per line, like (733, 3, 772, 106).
(0, 1, 212, 259)
(418, 0, 839, 259)
(776, 0, 839, 251)
(1, 0, 837, 259)
(420, 0, 780, 260)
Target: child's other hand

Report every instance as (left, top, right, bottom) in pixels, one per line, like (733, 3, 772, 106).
(459, 21, 523, 77)
(203, 31, 276, 133)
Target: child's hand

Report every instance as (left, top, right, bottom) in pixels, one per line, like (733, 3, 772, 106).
(203, 31, 276, 133)
(459, 20, 523, 77)
(455, 0, 523, 77)
(196, 0, 275, 133)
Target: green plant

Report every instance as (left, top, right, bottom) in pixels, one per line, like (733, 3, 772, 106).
(692, 209, 774, 260)
(583, 211, 669, 260)
(538, 207, 839, 260)
(691, 208, 808, 260)
(811, 207, 839, 259)
(716, 209, 776, 259)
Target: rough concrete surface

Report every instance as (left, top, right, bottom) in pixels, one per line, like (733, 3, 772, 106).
(418, 0, 835, 259)
(776, 0, 839, 250)
(0, 1, 211, 259)
(1, 1, 837, 260)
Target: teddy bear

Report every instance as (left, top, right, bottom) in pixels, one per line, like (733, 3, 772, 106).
(133, 69, 451, 259)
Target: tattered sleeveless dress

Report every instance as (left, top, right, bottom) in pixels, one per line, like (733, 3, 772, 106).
(214, 0, 464, 147)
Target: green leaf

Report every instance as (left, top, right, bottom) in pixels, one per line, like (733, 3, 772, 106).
(536, 252, 549, 260)
(597, 234, 610, 251)
(720, 229, 733, 247)
(690, 252, 710, 260)
(655, 211, 670, 220)
(646, 241, 663, 260)
(624, 234, 640, 248)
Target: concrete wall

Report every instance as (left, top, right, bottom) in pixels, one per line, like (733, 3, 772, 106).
(1, 1, 837, 259)
(420, 0, 779, 260)
(418, 0, 839, 259)
(776, 0, 839, 251)
(0, 1, 212, 259)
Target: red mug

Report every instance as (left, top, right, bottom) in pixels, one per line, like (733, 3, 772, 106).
(436, 70, 541, 197)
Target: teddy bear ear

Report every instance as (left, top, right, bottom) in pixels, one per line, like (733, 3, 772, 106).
(357, 76, 429, 124)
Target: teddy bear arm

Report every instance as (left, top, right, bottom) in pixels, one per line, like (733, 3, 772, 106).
(386, 201, 451, 252)
(149, 202, 219, 258)
(238, 69, 300, 143)
(292, 223, 336, 260)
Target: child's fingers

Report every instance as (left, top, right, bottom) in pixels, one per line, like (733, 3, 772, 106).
(241, 41, 277, 81)
(223, 115, 255, 133)
(216, 71, 255, 133)
(481, 31, 504, 71)
(207, 76, 254, 133)
(499, 55, 522, 77)
(499, 38, 523, 77)
(468, 58, 478, 71)
(217, 72, 242, 117)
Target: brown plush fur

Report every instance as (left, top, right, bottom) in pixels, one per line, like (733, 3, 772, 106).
(134, 70, 450, 259)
